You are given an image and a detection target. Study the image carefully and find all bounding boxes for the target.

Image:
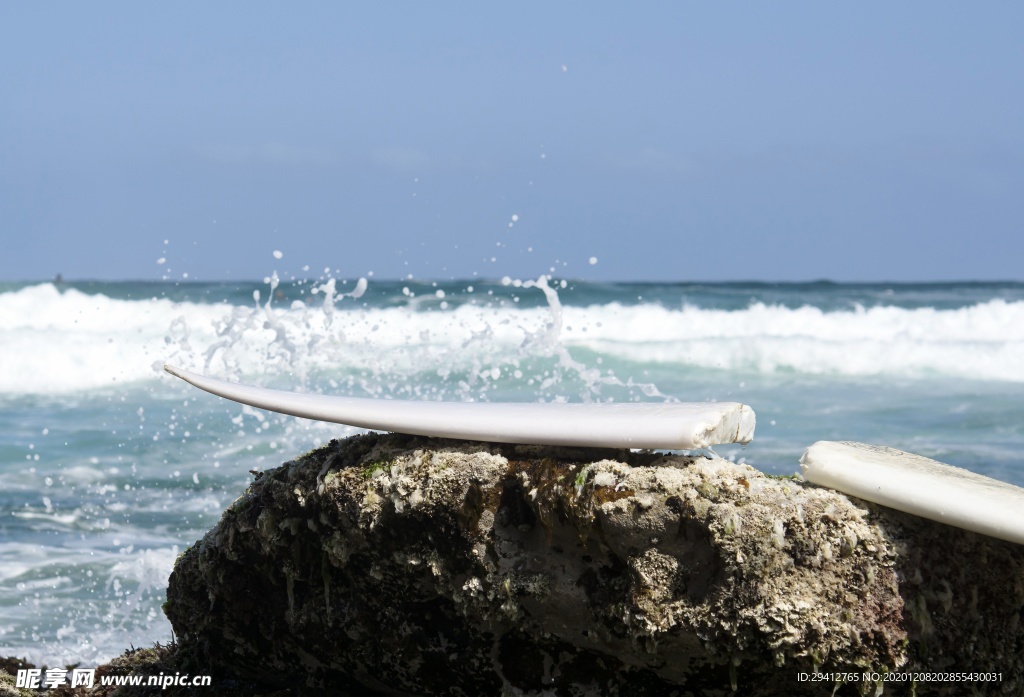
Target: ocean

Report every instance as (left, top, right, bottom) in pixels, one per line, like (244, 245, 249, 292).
(1, 276, 1023, 667)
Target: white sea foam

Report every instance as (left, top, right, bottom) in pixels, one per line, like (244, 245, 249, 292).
(0, 542, 53, 582)
(0, 544, 179, 667)
(2, 283, 1024, 395)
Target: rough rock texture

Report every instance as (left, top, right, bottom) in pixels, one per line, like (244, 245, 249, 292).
(165, 433, 1024, 696)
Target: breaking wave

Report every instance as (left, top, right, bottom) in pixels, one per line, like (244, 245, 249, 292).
(2, 281, 1023, 395)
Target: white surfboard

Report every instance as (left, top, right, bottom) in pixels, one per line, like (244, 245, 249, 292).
(801, 440, 1024, 545)
(164, 365, 755, 450)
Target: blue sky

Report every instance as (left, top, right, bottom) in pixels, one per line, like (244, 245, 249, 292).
(2, 3, 1022, 282)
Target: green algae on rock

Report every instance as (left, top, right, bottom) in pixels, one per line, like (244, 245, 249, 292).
(164, 433, 1024, 696)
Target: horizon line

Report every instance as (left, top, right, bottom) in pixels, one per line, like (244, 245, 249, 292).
(3, 276, 1023, 287)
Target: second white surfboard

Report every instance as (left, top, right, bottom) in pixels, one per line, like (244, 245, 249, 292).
(801, 440, 1024, 545)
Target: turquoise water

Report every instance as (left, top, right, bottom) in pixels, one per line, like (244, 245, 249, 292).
(1, 278, 1023, 665)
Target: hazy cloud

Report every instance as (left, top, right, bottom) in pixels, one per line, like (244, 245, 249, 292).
(612, 147, 698, 175)
(197, 142, 335, 167)
(370, 147, 430, 174)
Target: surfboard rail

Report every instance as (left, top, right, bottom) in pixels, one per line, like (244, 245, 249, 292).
(163, 365, 755, 450)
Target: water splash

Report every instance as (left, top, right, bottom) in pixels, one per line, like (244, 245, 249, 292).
(516, 275, 668, 402)
(161, 272, 668, 405)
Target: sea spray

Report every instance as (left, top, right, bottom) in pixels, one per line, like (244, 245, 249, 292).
(156, 272, 667, 404)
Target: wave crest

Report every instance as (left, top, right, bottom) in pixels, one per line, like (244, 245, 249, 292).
(2, 283, 1022, 394)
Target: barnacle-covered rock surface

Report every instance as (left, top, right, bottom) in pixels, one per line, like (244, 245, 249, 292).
(164, 433, 1024, 696)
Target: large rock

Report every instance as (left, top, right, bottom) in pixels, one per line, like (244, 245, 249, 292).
(165, 433, 1024, 696)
